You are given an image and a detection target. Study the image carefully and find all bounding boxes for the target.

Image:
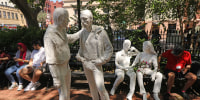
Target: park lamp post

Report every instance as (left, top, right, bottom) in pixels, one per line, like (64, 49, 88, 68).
(77, 0, 81, 30)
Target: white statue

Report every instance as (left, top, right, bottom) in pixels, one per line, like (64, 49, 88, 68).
(131, 41, 162, 100)
(110, 39, 139, 100)
(44, 8, 80, 100)
(76, 9, 113, 100)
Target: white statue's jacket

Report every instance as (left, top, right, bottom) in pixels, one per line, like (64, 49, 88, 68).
(44, 25, 71, 64)
(76, 9, 113, 100)
(76, 25, 113, 100)
(131, 41, 162, 100)
(110, 40, 139, 100)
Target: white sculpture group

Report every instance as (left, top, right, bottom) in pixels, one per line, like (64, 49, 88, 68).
(44, 8, 163, 100)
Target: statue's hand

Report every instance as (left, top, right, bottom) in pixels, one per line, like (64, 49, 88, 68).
(91, 59, 103, 66)
(83, 61, 96, 70)
(121, 67, 132, 71)
(130, 47, 136, 51)
(76, 54, 86, 62)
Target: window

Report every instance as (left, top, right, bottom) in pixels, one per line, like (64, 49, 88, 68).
(1, 2, 3, 5)
(54, 6, 56, 9)
(12, 13, 14, 19)
(15, 13, 18, 20)
(5, 2, 7, 6)
(7, 12, 10, 19)
(0, 11, 1, 18)
(3, 11, 6, 18)
(21, 14, 24, 23)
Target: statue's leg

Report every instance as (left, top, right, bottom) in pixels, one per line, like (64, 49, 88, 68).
(59, 64, 71, 100)
(49, 64, 61, 88)
(110, 69, 125, 95)
(49, 62, 71, 100)
(136, 71, 147, 100)
(126, 70, 136, 100)
(93, 66, 109, 100)
(152, 72, 162, 100)
(83, 66, 100, 100)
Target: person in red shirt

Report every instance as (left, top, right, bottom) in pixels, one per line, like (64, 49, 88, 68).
(0, 49, 11, 69)
(158, 45, 197, 100)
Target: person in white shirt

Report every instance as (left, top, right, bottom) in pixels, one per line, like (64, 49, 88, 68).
(19, 40, 46, 91)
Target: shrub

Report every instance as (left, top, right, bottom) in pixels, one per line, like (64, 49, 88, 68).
(0, 27, 44, 52)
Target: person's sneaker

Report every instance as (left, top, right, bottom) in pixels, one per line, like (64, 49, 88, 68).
(163, 93, 170, 100)
(8, 83, 18, 90)
(24, 82, 34, 91)
(17, 84, 23, 91)
(180, 92, 190, 100)
(31, 82, 41, 91)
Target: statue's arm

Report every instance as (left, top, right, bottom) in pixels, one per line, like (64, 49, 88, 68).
(115, 52, 124, 69)
(129, 46, 140, 56)
(131, 53, 140, 67)
(100, 30, 113, 65)
(152, 55, 158, 71)
(67, 29, 82, 44)
(75, 41, 86, 62)
(44, 37, 56, 64)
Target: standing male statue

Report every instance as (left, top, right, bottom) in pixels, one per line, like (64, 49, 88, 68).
(76, 9, 113, 100)
(44, 8, 80, 100)
(110, 39, 139, 100)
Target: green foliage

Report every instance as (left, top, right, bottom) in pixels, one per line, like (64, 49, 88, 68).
(0, 27, 44, 52)
(126, 29, 148, 51)
(86, 0, 146, 30)
(37, 11, 47, 23)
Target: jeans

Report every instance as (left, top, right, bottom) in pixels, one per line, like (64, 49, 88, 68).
(4, 64, 27, 84)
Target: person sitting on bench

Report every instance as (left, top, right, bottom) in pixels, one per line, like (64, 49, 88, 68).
(5, 43, 31, 91)
(0, 48, 11, 70)
(19, 40, 45, 91)
(158, 45, 197, 100)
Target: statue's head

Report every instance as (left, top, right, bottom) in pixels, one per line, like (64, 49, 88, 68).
(143, 41, 156, 55)
(53, 8, 69, 26)
(123, 39, 131, 52)
(80, 9, 93, 28)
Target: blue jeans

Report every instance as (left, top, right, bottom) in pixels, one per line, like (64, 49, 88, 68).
(4, 64, 27, 84)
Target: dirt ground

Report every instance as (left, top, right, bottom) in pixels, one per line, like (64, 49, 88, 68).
(0, 87, 138, 100)
(0, 87, 200, 100)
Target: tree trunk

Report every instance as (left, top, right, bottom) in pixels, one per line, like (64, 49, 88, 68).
(10, 0, 44, 29)
(23, 10, 39, 28)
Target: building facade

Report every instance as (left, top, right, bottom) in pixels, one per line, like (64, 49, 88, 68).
(44, 0, 63, 25)
(0, 0, 27, 30)
(0, 0, 14, 7)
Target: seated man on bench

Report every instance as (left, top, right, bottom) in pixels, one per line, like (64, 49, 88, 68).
(19, 40, 45, 91)
(0, 48, 11, 70)
(158, 45, 197, 100)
